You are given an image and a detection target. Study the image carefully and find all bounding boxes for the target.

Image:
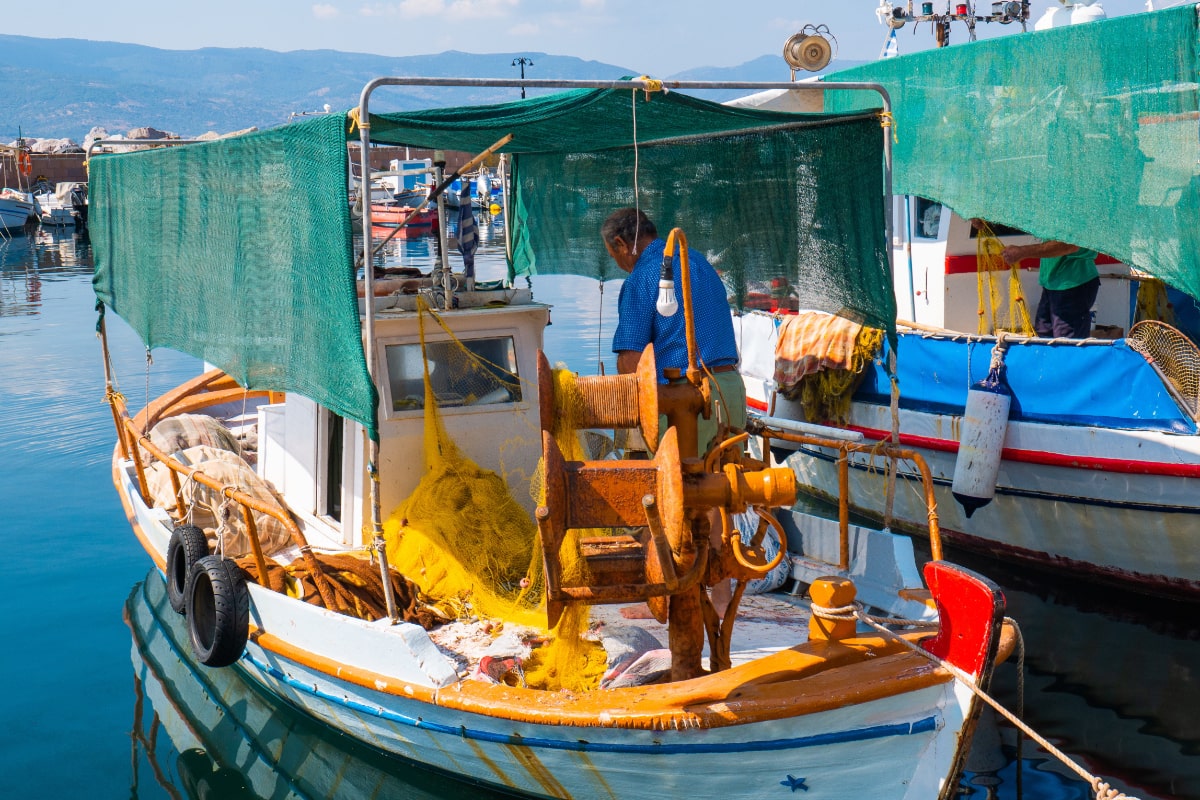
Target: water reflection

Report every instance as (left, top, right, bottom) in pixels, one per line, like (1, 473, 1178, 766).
(0, 227, 92, 317)
(126, 572, 516, 800)
(946, 551, 1200, 800)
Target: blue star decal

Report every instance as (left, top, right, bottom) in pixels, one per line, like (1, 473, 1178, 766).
(780, 774, 809, 792)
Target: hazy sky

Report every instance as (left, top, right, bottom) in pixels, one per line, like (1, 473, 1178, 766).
(5, 1, 1166, 75)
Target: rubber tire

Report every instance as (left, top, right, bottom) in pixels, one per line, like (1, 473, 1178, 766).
(186, 555, 249, 668)
(166, 525, 209, 614)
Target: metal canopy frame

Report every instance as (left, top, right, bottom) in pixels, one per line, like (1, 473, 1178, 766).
(351, 76, 895, 621)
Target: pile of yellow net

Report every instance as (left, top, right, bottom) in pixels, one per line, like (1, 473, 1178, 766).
(382, 300, 605, 691)
(795, 326, 885, 425)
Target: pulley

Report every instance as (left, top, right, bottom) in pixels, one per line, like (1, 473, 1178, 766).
(782, 25, 838, 77)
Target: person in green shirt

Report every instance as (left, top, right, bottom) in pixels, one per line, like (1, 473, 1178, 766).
(1002, 240, 1099, 338)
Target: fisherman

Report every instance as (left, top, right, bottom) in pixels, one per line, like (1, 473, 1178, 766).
(970, 218, 1099, 339)
(1001, 239, 1099, 339)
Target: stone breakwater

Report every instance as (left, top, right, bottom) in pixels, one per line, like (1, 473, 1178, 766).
(9, 124, 259, 155)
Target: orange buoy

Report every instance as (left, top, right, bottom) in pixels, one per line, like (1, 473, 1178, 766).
(16, 151, 32, 176)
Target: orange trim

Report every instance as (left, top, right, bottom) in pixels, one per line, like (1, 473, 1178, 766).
(251, 611, 949, 729)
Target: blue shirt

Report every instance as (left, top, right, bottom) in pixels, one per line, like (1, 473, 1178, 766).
(612, 238, 738, 381)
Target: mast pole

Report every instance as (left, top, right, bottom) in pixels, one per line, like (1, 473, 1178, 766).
(356, 89, 401, 623)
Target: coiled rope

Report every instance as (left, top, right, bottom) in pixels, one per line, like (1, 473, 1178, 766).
(810, 601, 1139, 800)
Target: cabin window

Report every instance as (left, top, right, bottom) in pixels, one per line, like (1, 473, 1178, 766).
(384, 335, 522, 412)
(914, 197, 942, 239)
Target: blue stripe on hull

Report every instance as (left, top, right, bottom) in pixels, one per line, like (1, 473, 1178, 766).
(242, 651, 938, 755)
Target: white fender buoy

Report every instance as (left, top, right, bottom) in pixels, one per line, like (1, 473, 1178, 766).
(952, 345, 1012, 518)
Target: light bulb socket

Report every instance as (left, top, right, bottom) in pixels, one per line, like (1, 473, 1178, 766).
(656, 279, 678, 317)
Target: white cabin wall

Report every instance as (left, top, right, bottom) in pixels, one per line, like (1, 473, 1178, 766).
(343, 418, 366, 548)
(894, 198, 951, 329)
(257, 402, 288, 491)
(281, 395, 320, 518)
(372, 306, 550, 524)
(1094, 264, 1134, 334)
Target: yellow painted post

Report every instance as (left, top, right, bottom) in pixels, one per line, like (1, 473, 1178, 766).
(808, 576, 858, 641)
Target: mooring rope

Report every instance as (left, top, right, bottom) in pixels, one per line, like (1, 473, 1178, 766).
(810, 601, 1140, 800)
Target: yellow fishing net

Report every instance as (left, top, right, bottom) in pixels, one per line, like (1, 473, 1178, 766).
(797, 326, 885, 425)
(382, 299, 604, 691)
(975, 223, 1035, 337)
(1135, 277, 1176, 327)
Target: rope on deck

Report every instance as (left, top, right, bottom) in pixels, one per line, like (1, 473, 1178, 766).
(810, 601, 1139, 800)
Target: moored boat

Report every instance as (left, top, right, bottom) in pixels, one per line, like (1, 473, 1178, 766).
(93, 75, 1018, 799)
(736, 4, 1200, 598)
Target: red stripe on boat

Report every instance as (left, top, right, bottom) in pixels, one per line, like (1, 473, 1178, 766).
(847, 425, 1200, 478)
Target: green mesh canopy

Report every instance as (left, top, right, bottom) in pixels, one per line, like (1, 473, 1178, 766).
(91, 113, 380, 439)
(825, 4, 1200, 302)
(92, 85, 893, 441)
(370, 87, 892, 330)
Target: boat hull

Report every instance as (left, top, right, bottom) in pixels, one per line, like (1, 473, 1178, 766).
(0, 195, 35, 231)
(113, 447, 979, 800)
(746, 320, 1200, 598)
(242, 645, 967, 800)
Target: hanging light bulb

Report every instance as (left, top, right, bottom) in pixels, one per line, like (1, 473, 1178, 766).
(656, 255, 678, 317)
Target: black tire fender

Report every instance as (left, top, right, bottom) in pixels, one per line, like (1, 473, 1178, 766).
(186, 555, 250, 667)
(166, 525, 209, 614)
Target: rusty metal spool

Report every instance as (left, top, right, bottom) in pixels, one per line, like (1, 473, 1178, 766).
(536, 346, 661, 451)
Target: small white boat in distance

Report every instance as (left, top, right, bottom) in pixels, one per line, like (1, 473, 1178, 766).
(34, 182, 86, 227)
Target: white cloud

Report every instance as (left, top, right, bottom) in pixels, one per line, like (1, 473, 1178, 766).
(359, 0, 515, 17)
(508, 21, 539, 35)
(312, 3, 340, 18)
(579, 0, 604, 7)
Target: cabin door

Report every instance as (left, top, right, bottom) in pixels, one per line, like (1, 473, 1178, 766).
(318, 409, 364, 547)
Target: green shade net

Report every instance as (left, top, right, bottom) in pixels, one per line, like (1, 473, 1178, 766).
(825, 4, 1200, 302)
(92, 85, 894, 440)
(91, 113, 380, 439)
(369, 87, 893, 334)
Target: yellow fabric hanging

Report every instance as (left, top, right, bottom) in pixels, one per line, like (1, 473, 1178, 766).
(975, 222, 1034, 336)
(1135, 277, 1176, 326)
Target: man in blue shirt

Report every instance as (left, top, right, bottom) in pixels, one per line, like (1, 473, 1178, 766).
(603, 207, 746, 452)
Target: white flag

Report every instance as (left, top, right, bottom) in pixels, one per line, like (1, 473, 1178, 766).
(880, 29, 899, 59)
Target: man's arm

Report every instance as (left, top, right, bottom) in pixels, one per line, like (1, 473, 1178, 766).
(616, 350, 640, 374)
(1002, 240, 1079, 265)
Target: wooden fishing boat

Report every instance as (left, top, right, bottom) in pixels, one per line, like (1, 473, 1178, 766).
(369, 201, 438, 233)
(94, 76, 1014, 799)
(736, 5, 1200, 598)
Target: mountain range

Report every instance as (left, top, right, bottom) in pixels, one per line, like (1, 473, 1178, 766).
(0, 35, 861, 142)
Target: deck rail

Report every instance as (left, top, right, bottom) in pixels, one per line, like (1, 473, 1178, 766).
(105, 371, 342, 609)
(747, 416, 943, 566)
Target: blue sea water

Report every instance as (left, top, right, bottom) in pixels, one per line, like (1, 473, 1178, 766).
(1, 223, 1197, 799)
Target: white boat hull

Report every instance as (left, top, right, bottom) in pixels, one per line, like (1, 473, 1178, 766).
(115, 452, 980, 799)
(242, 645, 968, 800)
(0, 195, 35, 231)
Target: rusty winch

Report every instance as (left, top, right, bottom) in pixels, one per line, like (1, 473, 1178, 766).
(535, 229, 797, 680)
